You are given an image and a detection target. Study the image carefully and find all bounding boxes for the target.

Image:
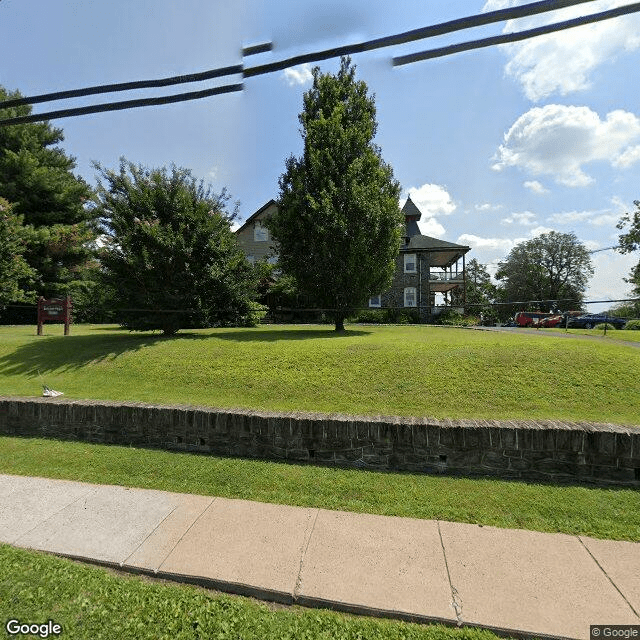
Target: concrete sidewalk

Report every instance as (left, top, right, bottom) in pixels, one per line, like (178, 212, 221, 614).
(1, 474, 638, 639)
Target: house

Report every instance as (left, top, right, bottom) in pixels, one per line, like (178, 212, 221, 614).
(235, 196, 470, 321)
(370, 195, 470, 321)
(234, 199, 278, 265)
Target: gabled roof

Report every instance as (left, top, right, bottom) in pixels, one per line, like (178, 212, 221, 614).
(234, 199, 277, 234)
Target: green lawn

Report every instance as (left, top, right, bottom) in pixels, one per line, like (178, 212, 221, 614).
(2, 437, 638, 541)
(0, 324, 639, 424)
(0, 544, 502, 640)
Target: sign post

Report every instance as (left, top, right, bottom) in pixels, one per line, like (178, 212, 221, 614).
(37, 296, 72, 335)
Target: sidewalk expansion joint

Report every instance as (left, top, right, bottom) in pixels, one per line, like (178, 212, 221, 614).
(437, 521, 464, 626)
(294, 508, 319, 600)
(121, 503, 180, 568)
(154, 496, 217, 575)
(578, 536, 640, 620)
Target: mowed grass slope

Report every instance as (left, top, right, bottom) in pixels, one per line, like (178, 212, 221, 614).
(0, 324, 638, 424)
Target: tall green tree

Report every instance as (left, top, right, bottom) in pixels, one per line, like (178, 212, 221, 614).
(617, 200, 640, 314)
(463, 258, 497, 319)
(495, 231, 593, 312)
(0, 86, 95, 300)
(95, 159, 262, 335)
(0, 198, 35, 310)
(268, 57, 403, 331)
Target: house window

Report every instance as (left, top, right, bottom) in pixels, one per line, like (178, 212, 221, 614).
(369, 294, 381, 308)
(404, 253, 417, 273)
(254, 221, 268, 242)
(246, 255, 255, 265)
(404, 287, 417, 307)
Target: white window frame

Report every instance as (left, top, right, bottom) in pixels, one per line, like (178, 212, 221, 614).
(404, 253, 417, 273)
(369, 294, 381, 308)
(404, 287, 417, 307)
(254, 220, 268, 242)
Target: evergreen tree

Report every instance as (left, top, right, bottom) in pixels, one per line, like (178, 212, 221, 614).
(268, 57, 403, 331)
(0, 86, 95, 301)
(0, 198, 35, 310)
(95, 159, 262, 335)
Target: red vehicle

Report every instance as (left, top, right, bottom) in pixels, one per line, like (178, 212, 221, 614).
(514, 310, 583, 328)
(514, 311, 555, 327)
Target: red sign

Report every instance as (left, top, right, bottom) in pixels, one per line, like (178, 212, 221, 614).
(37, 296, 72, 335)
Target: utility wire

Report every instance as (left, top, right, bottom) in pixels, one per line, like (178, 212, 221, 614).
(2, 0, 639, 126)
(0, 84, 244, 127)
(393, 1, 640, 66)
(0, 0, 594, 111)
(243, 0, 595, 77)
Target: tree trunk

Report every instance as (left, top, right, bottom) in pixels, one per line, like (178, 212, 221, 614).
(334, 311, 345, 332)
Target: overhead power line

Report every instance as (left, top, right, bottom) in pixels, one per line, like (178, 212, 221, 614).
(393, 1, 640, 66)
(2, 0, 639, 126)
(0, 0, 595, 112)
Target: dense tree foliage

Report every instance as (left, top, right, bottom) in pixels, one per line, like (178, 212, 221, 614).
(495, 231, 593, 312)
(0, 86, 96, 302)
(94, 160, 262, 335)
(463, 259, 498, 320)
(268, 57, 403, 331)
(0, 198, 35, 309)
(617, 200, 640, 313)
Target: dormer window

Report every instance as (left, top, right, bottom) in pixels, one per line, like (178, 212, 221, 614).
(254, 220, 268, 242)
(404, 253, 417, 273)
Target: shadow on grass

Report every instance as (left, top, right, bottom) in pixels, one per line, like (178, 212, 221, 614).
(209, 328, 371, 342)
(0, 326, 371, 376)
(0, 333, 166, 377)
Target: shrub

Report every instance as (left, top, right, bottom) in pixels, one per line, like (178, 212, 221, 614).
(437, 310, 478, 326)
(348, 309, 387, 323)
(624, 319, 640, 330)
(594, 323, 617, 331)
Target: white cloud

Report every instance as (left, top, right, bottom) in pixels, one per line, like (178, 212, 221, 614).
(502, 211, 537, 226)
(613, 144, 640, 168)
(546, 208, 622, 228)
(405, 183, 456, 216)
(475, 203, 503, 211)
(494, 0, 640, 101)
(283, 64, 313, 86)
(482, 0, 519, 11)
(400, 183, 456, 239)
(493, 105, 640, 187)
(529, 225, 555, 237)
(588, 251, 638, 307)
(457, 233, 522, 253)
(523, 180, 549, 194)
(418, 218, 446, 238)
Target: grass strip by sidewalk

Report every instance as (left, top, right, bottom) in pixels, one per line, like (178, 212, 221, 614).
(0, 544, 504, 640)
(1, 437, 638, 541)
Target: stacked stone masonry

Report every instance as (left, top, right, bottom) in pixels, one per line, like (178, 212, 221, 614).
(0, 397, 638, 486)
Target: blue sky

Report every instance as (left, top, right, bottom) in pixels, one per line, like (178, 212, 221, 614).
(2, 0, 640, 311)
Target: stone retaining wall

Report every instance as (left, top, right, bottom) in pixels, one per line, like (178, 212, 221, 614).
(0, 397, 638, 486)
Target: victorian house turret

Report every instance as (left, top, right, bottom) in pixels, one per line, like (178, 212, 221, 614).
(370, 196, 470, 321)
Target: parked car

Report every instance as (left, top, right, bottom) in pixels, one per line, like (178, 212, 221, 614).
(538, 315, 559, 328)
(514, 311, 555, 327)
(566, 314, 627, 329)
